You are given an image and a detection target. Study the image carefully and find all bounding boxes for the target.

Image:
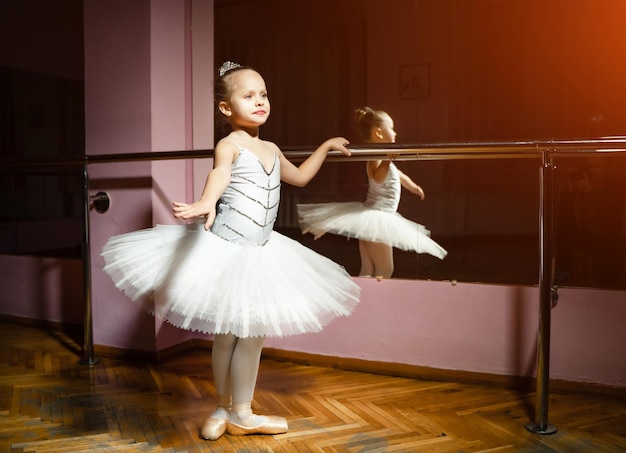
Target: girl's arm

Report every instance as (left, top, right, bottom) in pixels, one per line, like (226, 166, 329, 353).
(172, 140, 237, 230)
(277, 137, 351, 187)
(398, 168, 425, 200)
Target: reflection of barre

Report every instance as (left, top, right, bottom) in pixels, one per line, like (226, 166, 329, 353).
(277, 190, 300, 228)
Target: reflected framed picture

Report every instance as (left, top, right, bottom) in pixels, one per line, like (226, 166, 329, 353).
(399, 64, 430, 99)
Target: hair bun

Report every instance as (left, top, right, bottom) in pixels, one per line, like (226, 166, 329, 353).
(354, 106, 372, 122)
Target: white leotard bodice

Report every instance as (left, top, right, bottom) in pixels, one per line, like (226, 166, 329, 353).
(211, 145, 281, 246)
(363, 162, 401, 212)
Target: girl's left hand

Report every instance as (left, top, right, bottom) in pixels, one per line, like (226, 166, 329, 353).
(173, 201, 216, 230)
(415, 185, 425, 200)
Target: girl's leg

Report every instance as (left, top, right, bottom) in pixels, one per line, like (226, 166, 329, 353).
(358, 240, 374, 277)
(200, 333, 237, 440)
(230, 335, 265, 403)
(226, 336, 288, 435)
(360, 240, 394, 279)
(212, 333, 237, 398)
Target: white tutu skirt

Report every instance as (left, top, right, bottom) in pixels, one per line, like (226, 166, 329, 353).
(101, 224, 361, 338)
(297, 202, 448, 260)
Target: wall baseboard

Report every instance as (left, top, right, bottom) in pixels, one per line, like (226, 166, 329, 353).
(163, 338, 626, 400)
(3, 315, 623, 400)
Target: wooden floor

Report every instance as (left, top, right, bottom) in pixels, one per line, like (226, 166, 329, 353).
(1, 322, 625, 452)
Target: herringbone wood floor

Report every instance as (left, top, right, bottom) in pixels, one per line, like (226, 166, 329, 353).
(1, 321, 625, 452)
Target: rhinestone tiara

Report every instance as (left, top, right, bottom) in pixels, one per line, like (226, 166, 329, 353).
(219, 61, 241, 77)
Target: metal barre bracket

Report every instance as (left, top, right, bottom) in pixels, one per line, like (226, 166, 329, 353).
(90, 191, 110, 213)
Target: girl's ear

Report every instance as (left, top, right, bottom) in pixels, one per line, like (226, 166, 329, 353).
(218, 101, 231, 116)
(374, 127, 383, 139)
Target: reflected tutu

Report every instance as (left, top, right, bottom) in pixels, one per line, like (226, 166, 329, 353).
(297, 201, 448, 260)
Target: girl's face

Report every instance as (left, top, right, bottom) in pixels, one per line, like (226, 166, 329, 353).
(374, 116, 397, 143)
(220, 69, 270, 128)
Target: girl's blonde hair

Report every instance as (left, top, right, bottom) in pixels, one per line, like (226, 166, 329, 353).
(354, 106, 391, 141)
(214, 61, 256, 130)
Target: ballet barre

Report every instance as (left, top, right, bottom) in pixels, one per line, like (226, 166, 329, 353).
(4, 138, 626, 436)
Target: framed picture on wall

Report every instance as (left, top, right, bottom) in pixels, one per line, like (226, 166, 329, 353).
(399, 64, 430, 100)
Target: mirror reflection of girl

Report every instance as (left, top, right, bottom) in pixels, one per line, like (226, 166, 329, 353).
(297, 106, 447, 279)
(102, 62, 360, 441)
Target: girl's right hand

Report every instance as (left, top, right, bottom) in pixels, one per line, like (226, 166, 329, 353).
(324, 137, 351, 156)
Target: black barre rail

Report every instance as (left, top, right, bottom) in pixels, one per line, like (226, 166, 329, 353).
(4, 138, 626, 436)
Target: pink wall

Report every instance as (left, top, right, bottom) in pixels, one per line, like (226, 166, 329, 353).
(0, 255, 83, 325)
(84, 0, 156, 352)
(267, 278, 626, 387)
(268, 279, 539, 374)
(84, 0, 215, 352)
(83, 0, 207, 351)
(149, 0, 214, 351)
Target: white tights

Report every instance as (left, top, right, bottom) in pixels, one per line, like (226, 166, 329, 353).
(359, 240, 394, 279)
(211, 333, 266, 421)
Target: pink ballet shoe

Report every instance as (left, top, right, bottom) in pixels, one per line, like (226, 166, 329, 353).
(225, 415, 288, 436)
(199, 395, 231, 440)
(226, 401, 288, 436)
(200, 416, 227, 440)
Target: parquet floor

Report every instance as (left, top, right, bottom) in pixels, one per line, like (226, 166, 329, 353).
(1, 321, 625, 452)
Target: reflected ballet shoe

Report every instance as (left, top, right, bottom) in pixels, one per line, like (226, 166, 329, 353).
(200, 416, 227, 440)
(225, 415, 288, 436)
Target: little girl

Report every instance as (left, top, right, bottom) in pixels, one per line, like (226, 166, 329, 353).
(297, 106, 447, 279)
(101, 61, 360, 440)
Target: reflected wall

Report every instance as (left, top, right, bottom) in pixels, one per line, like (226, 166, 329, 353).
(216, 0, 626, 144)
(553, 153, 626, 289)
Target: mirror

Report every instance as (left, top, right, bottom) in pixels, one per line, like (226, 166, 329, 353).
(553, 153, 626, 290)
(215, 0, 626, 288)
